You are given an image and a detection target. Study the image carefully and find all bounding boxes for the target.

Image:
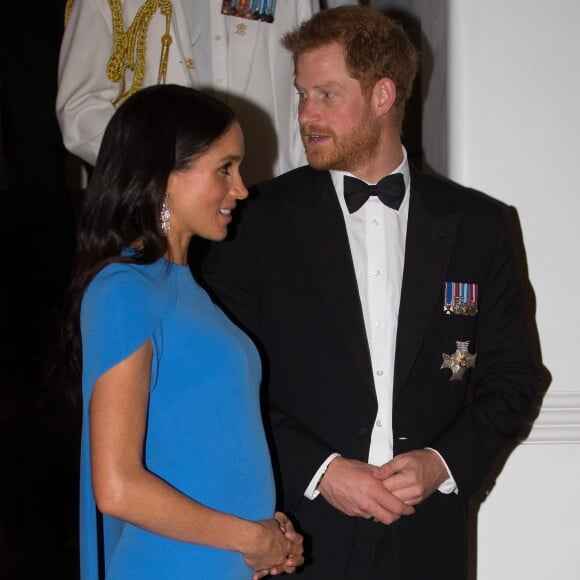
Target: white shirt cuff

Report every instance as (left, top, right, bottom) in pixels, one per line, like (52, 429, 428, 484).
(425, 447, 458, 495)
(304, 453, 341, 500)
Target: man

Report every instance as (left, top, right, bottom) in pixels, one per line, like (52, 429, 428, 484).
(57, 0, 319, 184)
(57, 1, 357, 184)
(202, 6, 540, 579)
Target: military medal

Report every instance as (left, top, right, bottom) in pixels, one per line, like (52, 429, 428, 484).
(443, 282, 478, 316)
(221, 0, 277, 22)
(440, 340, 477, 381)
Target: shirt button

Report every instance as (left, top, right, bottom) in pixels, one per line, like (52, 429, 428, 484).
(215, 34, 222, 41)
(372, 269, 381, 277)
(375, 320, 383, 328)
(376, 419, 382, 427)
(216, 78, 224, 85)
(376, 369, 384, 376)
(371, 219, 379, 226)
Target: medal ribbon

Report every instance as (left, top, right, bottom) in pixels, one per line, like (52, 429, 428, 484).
(221, 0, 276, 22)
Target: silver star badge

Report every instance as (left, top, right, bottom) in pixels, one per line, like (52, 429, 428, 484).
(441, 340, 477, 381)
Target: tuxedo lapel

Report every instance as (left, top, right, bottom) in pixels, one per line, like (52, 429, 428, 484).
(394, 172, 464, 398)
(279, 167, 463, 401)
(282, 170, 374, 382)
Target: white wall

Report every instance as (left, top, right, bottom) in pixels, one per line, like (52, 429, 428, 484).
(447, 2, 580, 577)
(477, 443, 580, 580)
(371, 0, 580, 577)
(447, 0, 580, 390)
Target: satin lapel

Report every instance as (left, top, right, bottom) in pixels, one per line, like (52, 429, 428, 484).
(393, 176, 464, 399)
(282, 170, 374, 381)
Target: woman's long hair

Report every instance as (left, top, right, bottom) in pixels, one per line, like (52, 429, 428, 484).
(60, 84, 235, 404)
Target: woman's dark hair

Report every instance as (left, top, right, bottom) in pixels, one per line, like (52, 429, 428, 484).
(59, 84, 235, 403)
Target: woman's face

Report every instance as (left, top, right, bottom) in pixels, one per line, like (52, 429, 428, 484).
(166, 121, 247, 243)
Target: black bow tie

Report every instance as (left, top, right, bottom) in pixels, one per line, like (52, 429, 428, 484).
(343, 173, 405, 214)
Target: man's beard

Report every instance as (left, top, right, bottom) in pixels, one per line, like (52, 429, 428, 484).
(301, 106, 380, 172)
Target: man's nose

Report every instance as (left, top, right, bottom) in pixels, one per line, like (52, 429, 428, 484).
(298, 97, 320, 126)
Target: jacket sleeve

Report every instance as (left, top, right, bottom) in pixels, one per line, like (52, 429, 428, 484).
(431, 206, 542, 501)
(56, 0, 119, 164)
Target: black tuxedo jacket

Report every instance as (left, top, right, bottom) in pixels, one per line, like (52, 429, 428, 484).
(202, 165, 540, 579)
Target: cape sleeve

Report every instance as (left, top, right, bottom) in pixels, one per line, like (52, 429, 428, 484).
(81, 264, 172, 394)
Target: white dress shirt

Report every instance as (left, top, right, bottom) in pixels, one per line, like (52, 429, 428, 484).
(305, 148, 456, 499)
(336, 152, 410, 467)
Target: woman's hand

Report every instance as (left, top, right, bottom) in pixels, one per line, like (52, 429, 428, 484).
(244, 512, 304, 579)
(268, 512, 304, 576)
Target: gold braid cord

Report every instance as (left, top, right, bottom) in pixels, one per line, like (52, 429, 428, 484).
(106, 0, 173, 105)
(64, 0, 75, 26)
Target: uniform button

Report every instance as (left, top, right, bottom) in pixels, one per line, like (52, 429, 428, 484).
(372, 269, 381, 277)
(371, 219, 379, 226)
(375, 320, 383, 328)
(215, 34, 222, 41)
(375, 419, 382, 427)
(376, 369, 384, 376)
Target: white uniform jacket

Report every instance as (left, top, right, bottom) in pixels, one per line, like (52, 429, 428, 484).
(57, 0, 322, 183)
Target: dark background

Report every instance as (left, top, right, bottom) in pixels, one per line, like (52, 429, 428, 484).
(0, 1, 79, 578)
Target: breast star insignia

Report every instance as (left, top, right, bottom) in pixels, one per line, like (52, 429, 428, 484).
(235, 23, 247, 36)
(440, 340, 477, 381)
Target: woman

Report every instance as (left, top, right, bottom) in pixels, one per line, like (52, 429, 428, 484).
(62, 84, 304, 579)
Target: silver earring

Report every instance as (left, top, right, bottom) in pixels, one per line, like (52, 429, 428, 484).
(160, 195, 171, 236)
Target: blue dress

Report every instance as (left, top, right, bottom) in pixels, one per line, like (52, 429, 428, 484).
(79, 258, 275, 579)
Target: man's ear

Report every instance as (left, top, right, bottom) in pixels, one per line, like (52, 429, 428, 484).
(374, 77, 397, 115)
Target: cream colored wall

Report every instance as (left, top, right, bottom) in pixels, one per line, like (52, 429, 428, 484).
(446, 0, 580, 389)
(371, 0, 580, 577)
(446, 1, 580, 577)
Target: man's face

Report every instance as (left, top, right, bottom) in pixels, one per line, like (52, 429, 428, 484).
(295, 42, 380, 173)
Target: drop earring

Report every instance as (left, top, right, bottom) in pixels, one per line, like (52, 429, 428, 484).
(160, 195, 171, 235)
